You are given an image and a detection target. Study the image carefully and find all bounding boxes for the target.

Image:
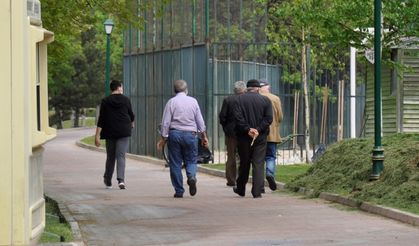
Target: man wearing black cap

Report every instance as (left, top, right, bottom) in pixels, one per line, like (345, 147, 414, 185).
(259, 79, 283, 192)
(232, 79, 273, 198)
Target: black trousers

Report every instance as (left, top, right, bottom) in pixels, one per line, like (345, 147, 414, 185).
(236, 138, 267, 197)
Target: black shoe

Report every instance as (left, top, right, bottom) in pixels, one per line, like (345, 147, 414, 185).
(252, 190, 262, 198)
(174, 193, 183, 198)
(103, 178, 112, 189)
(233, 187, 245, 197)
(226, 182, 236, 187)
(266, 176, 277, 191)
(187, 178, 197, 196)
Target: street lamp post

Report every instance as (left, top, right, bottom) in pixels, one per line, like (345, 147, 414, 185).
(371, 0, 384, 180)
(104, 19, 114, 96)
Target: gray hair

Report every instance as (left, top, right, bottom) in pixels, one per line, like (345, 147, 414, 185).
(233, 81, 246, 94)
(174, 79, 188, 93)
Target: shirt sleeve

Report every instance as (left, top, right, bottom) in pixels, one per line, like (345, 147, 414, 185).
(219, 98, 228, 127)
(195, 101, 206, 132)
(276, 97, 283, 123)
(160, 100, 172, 137)
(97, 100, 105, 128)
(257, 98, 273, 133)
(128, 99, 135, 122)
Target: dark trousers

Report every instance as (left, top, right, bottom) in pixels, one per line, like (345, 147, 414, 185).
(236, 138, 267, 197)
(104, 137, 129, 183)
(225, 136, 238, 185)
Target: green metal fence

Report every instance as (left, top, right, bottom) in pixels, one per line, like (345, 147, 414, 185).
(123, 44, 282, 159)
(123, 0, 366, 162)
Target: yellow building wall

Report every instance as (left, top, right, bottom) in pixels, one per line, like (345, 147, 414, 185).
(0, 1, 13, 243)
(0, 0, 55, 245)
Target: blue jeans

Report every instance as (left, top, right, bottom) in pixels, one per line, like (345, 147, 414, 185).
(265, 142, 277, 178)
(167, 129, 198, 195)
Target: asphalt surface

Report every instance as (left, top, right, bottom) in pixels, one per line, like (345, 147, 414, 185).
(43, 128, 419, 246)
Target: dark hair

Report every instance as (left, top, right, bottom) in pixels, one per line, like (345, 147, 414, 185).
(110, 80, 122, 92)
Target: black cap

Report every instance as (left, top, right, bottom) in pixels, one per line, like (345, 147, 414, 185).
(259, 78, 269, 87)
(246, 79, 261, 88)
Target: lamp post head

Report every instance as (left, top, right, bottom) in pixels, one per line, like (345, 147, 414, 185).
(104, 19, 114, 35)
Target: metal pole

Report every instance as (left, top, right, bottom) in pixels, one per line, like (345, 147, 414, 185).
(105, 33, 111, 96)
(205, 0, 209, 39)
(371, 0, 384, 180)
(192, 0, 196, 41)
(350, 47, 356, 138)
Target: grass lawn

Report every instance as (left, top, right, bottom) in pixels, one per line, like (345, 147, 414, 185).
(61, 118, 96, 128)
(204, 163, 310, 184)
(81, 135, 105, 146)
(39, 197, 73, 243)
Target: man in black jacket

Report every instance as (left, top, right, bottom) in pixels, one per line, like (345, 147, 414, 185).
(233, 79, 273, 198)
(95, 80, 135, 190)
(219, 81, 247, 187)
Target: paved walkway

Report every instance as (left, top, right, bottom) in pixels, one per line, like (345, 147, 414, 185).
(43, 128, 419, 246)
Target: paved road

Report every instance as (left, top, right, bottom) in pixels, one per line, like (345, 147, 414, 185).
(43, 128, 419, 246)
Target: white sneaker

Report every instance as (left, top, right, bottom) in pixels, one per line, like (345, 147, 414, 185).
(118, 182, 126, 190)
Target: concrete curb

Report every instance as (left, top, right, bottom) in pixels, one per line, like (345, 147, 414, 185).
(56, 202, 84, 246)
(75, 140, 419, 228)
(76, 141, 106, 153)
(318, 192, 419, 227)
(319, 192, 361, 208)
(360, 201, 419, 226)
(40, 196, 85, 246)
(76, 141, 166, 166)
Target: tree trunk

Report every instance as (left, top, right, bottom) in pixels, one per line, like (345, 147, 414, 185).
(55, 108, 63, 129)
(301, 28, 311, 163)
(73, 108, 80, 128)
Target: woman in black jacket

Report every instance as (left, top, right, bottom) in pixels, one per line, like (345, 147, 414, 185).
(95, 80, 135, 190)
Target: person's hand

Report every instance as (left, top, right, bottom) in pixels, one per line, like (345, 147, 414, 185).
(248, 128, 259, 139)
(157, 138, 166, 150)
(201, 137, 209, 148)
(95, 136, 101, 147)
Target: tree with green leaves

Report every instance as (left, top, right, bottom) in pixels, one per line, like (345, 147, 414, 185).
(42, 0, 136, 128)
(262, 0, 418, 161)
